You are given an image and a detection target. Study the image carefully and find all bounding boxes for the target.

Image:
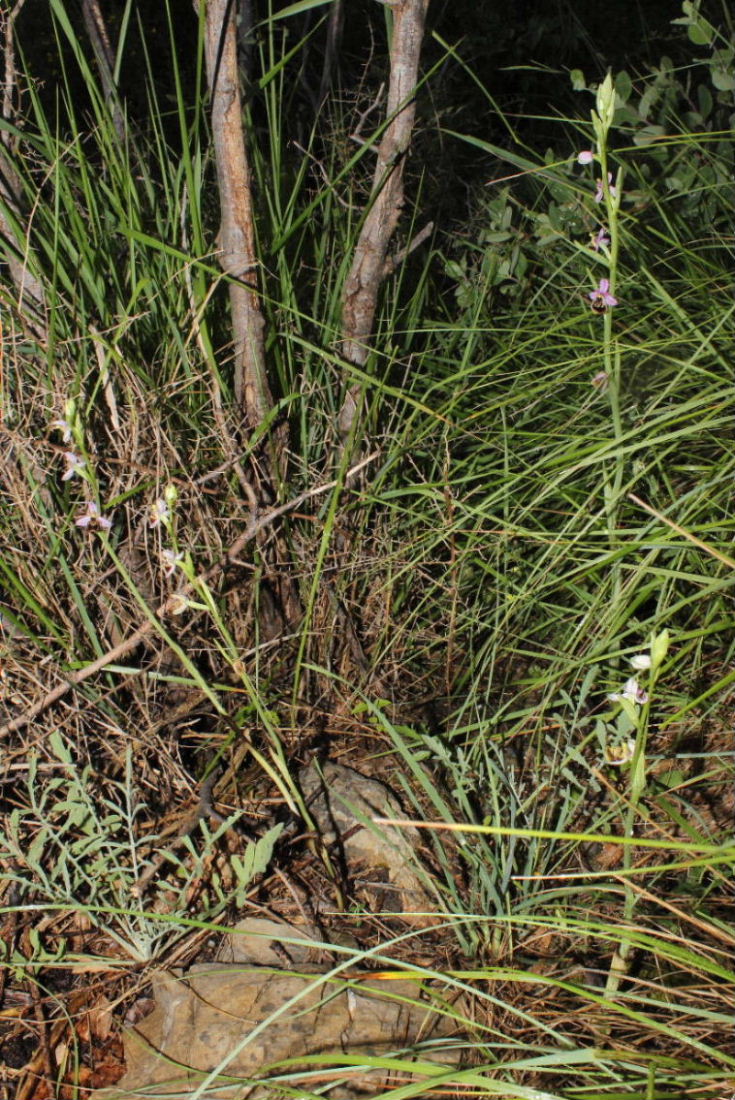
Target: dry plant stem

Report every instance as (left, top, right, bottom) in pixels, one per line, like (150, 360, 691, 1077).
(17, 1014, 69, 1100)
(338, 0, 429, 441)
(133, 772, 230, 896)
(319, 0, 344, 105)
(612, 873, 735, 949)
(197, 0, 271, 425)
(19, 980, 54, 1100)
(0, 454, 378, 740)
(0, 0, 46, 336)
(383, 219, 434, 276)
(81, 0, 125, 141)
(629, 492, 735, 569)
(236, 0, 255, 84)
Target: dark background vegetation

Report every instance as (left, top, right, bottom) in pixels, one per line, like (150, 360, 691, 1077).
(16, 0, 716, 221)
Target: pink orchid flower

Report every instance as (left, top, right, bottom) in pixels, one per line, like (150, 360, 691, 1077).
(588, 278, 618, 313)
(61, 452, 86, 482)
(592, 227, 611, 251)
(75, 501, 113, 530)
(594, 173, 617, 203)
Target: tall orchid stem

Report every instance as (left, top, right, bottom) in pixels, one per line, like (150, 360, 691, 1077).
(598, 146, 625, 612)
(595, 134, 640, 999)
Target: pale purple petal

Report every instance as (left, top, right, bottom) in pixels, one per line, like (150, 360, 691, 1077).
(594, 173, 617, 203)
(51, 418, 73, 443)
(148, 498, 170, 528)
(588, 278, 619, 310)
(62, 452, 86, 481)
(620, 677, 648, 704)
(593, 227, 610, 251)
(161, 549, 183, 578)
(75, 500, 112, 531)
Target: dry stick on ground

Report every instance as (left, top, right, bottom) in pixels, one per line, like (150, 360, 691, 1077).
(197, 0, 271, 426)
(0, 0, 47, 338)
(338, 0, 430, 445)
(0, 454, 378, 741)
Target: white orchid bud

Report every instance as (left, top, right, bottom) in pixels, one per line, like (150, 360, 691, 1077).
(595, 71, 616, 133)
(650, 629, 670, 671)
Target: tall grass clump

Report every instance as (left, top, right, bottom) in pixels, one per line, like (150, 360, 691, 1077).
(0, 1, 733, 1097)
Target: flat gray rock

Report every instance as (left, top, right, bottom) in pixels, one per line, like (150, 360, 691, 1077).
(101, 963, 459, 1099)
(300, 761, 436, 921)
(217, 916, 322, 965)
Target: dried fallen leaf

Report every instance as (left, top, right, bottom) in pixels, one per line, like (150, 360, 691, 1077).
(89, 995, 114, 1041)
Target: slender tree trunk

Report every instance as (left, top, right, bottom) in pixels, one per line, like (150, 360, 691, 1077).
(197, 0, 272, 428)
(0, 0, 46, 338)
(338, 0, 429, 442)
(196, 0, 294, 645)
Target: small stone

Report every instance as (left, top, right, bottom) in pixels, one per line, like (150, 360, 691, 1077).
(217, 917, 322, 966)
(299, 761, 436, 923)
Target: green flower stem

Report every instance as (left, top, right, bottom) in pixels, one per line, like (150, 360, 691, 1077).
(606, 690, 649, 997)
(595, 82, 647, 997)
(598, 147, 625, 605)
(605, 634, 667, 998)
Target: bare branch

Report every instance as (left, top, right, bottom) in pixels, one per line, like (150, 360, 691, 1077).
(80, 0, 125, 141)
(383, 220, 433, 277)
(338, 0, 429, 440)
(319, 0, 344, 105)
(196, 0, 271, 427)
